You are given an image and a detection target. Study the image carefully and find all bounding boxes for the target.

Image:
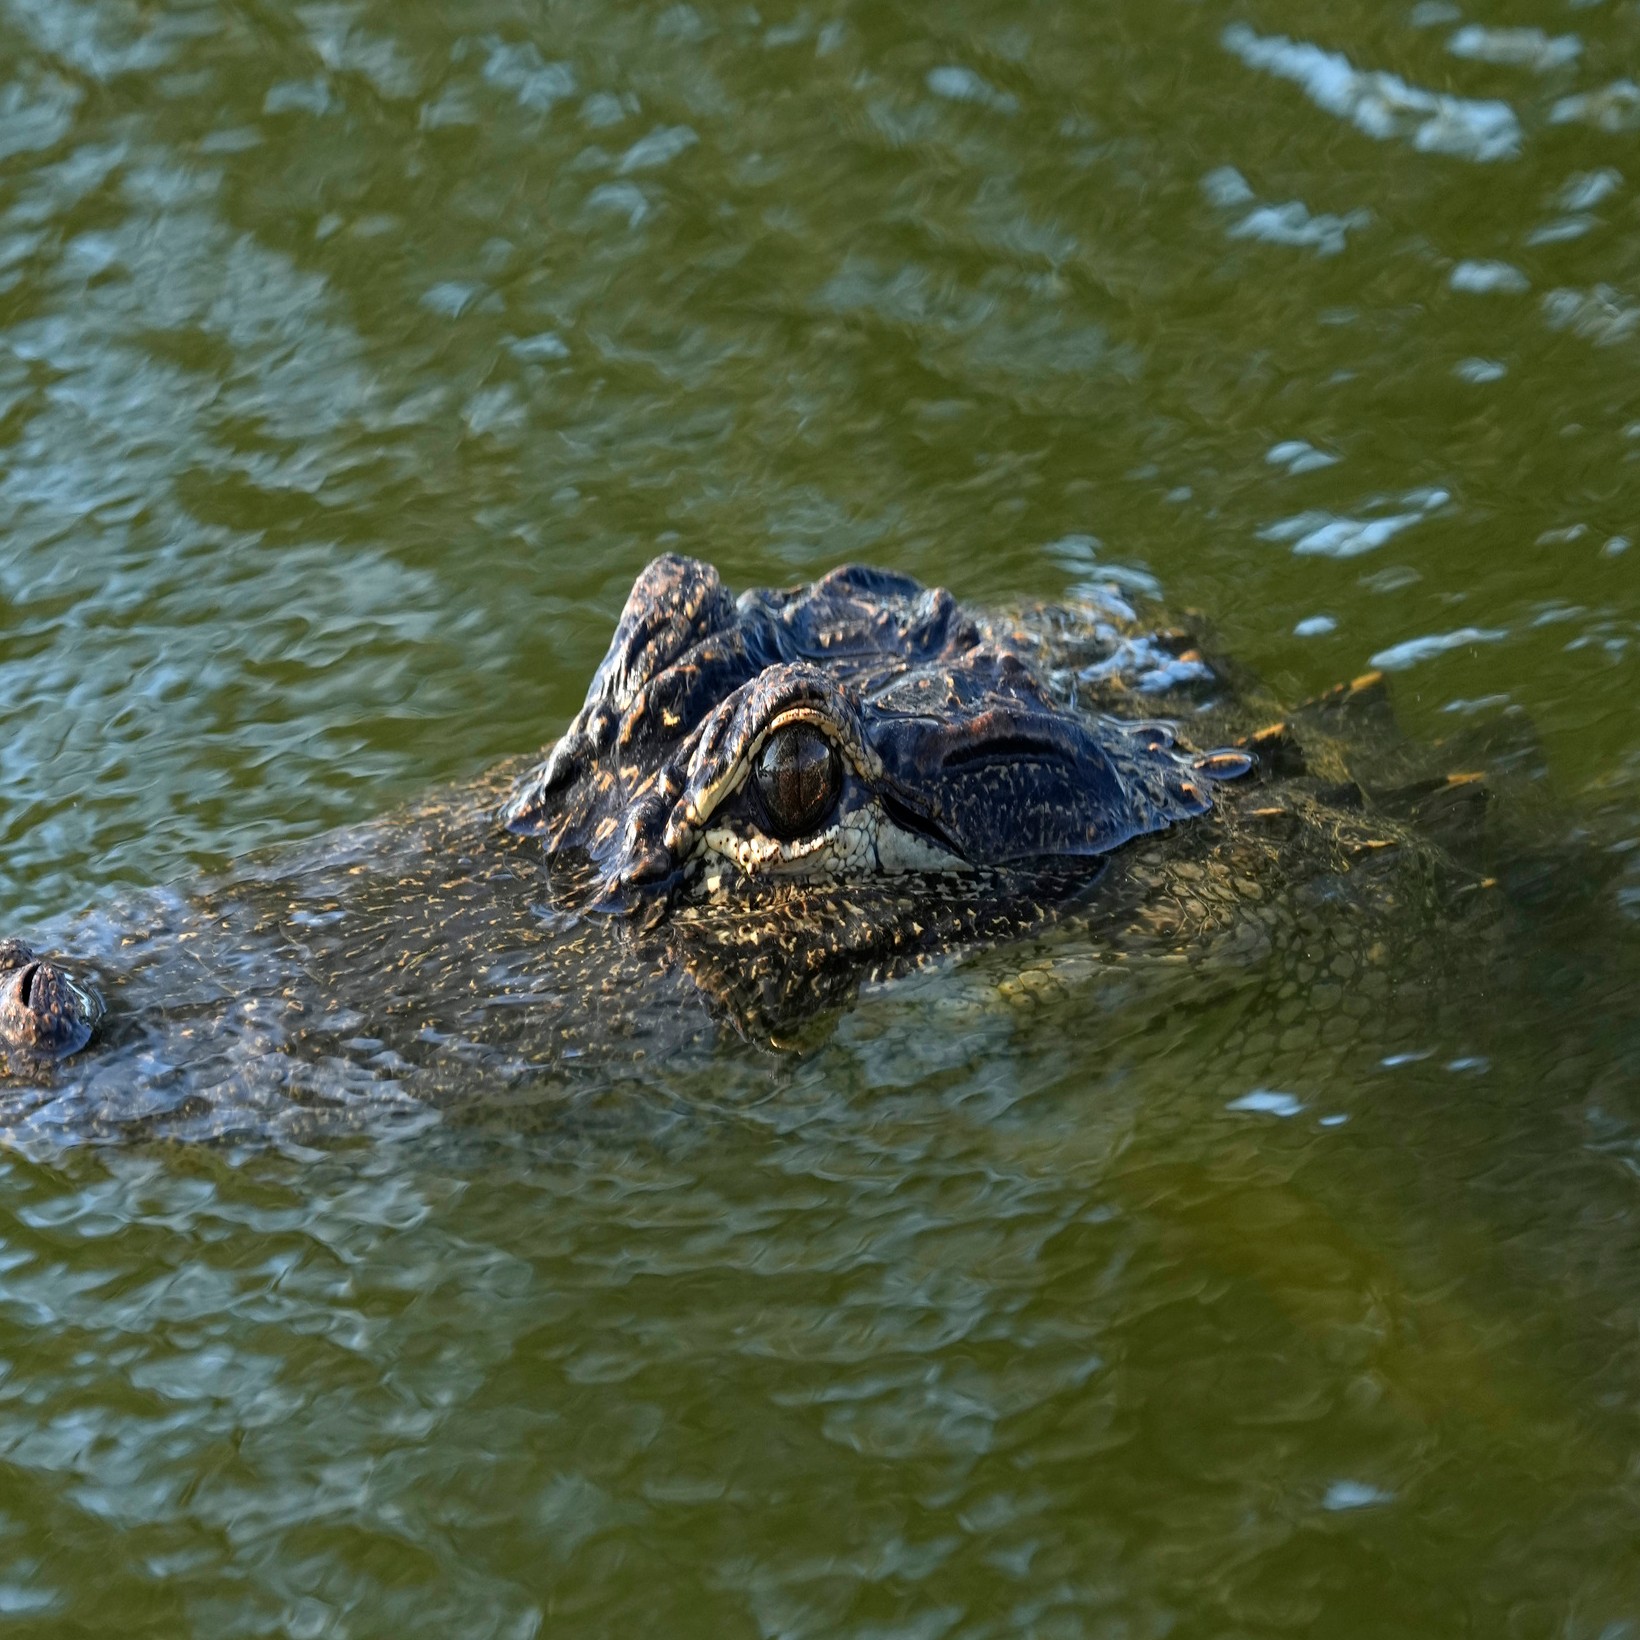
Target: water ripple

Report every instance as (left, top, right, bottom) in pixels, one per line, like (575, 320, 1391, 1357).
(1222, 24, 1522, 162)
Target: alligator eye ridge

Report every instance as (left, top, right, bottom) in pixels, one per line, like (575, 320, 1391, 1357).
(754, 725, 842, 841)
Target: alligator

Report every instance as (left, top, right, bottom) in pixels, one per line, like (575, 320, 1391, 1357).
(0, 553, 1514, 1142)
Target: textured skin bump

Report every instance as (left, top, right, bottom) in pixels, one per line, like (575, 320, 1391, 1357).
(0, 940, 100, 1061)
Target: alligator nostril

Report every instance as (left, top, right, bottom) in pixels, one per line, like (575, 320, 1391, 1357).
(16, 963, 37, 1010)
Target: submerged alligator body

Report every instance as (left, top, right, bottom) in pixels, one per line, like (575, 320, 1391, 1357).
(0, 555, 1508, 1141)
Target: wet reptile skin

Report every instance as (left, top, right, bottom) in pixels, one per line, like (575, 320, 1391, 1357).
(0, 556, 1507, 1142)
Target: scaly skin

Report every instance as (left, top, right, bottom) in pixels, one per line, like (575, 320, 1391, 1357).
(0, 558, 1503, 1142)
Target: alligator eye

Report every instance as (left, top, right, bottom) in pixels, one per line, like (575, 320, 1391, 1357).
(754, 725, 842, 840)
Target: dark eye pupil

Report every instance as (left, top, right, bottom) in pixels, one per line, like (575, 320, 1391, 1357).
(754, 726, 842, 840)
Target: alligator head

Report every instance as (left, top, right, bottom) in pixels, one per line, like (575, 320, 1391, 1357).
(504, 555, 1246, 1035)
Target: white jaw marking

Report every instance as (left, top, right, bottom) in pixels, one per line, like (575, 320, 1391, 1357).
(871, 823, 968, 874)
(690, 802, 965, 896)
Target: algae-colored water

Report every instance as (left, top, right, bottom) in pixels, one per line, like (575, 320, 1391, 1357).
(2, 0, 1639, 1632)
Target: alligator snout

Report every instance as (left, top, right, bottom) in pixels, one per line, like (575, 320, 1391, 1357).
(0, 940, 99, 1061)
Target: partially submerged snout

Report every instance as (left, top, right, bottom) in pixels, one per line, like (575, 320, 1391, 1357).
(0, 940, 100, 1061)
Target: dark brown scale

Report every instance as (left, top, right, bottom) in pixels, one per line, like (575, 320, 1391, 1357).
(754, 727, 842, 840)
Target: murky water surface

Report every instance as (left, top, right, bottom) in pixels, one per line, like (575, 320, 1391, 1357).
(2, 0, 1640, 1631)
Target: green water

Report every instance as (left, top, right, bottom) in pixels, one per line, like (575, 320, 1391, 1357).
(3, 0, 1640, 1631)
